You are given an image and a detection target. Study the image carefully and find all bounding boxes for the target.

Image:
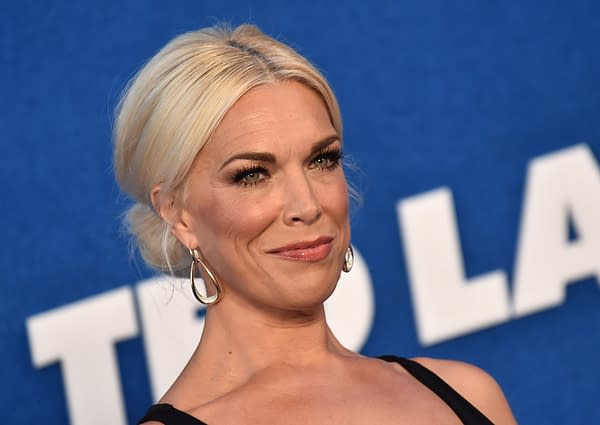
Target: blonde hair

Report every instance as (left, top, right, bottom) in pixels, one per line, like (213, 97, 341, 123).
(113, 24, 343, 275)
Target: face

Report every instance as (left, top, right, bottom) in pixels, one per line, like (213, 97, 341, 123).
(172, 81, 350, 313)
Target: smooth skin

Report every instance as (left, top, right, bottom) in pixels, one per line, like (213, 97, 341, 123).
(150, 81, 517, 425)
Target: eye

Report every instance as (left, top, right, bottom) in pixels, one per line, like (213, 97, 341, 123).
(233, 165, 269, 187)
(310, 148, 342, 170)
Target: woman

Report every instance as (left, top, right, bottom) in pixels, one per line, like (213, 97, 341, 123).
(114, 24, 516, 425)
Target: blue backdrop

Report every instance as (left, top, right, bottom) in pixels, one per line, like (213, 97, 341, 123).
(3, 1, 600, 424)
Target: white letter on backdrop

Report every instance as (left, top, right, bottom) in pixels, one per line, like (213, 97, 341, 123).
(26, 286, 137, 425)
(513, 144, 600, 316)
(397, 187, 511, 346)
(136, 276, 206, 401)
(325, 244, 375, 352)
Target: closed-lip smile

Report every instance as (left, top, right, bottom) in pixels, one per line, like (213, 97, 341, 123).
(266, 236, 334, 261)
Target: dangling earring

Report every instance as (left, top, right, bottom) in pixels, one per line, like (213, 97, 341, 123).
(189, 248, 221, 305)
(342, 245, 354, 273)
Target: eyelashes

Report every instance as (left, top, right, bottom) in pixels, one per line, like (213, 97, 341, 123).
(231, 147, 343, 187)
(232, 165, 267, 187)
(310, 146, 343, 170)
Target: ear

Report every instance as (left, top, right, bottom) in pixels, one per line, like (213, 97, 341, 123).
(150, 184, 200, 249)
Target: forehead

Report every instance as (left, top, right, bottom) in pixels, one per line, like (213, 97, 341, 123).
(206, 81, 337, 159)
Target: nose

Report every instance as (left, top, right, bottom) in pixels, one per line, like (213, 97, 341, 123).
(282, 172, 322, 225)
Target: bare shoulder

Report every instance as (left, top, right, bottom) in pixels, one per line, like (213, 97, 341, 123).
(411, 357, 517, 425)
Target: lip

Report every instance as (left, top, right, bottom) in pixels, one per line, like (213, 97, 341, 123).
(266, 236, 334, 262)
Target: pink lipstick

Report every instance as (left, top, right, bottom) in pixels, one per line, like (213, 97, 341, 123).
(266, 236, 334, 262)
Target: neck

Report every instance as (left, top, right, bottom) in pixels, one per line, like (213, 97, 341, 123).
(182, 294, 352, 391)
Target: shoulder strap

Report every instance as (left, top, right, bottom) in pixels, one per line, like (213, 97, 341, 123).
(378, 355, 494, 425)
(138, 404, 208, 425)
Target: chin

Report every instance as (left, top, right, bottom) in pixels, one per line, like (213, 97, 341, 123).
(279, 274, 340, 308)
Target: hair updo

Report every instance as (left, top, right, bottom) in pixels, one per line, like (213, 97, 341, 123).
(113, 24, 343, 276)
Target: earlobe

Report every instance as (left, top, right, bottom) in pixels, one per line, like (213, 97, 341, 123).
(171, 209, 200, 249)
(151, 185, 200, 249)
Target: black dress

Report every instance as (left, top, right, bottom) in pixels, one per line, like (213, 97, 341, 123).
(138, 355, 494, 425)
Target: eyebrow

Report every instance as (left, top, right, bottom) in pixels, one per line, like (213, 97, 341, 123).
(219, 135, 340, 170)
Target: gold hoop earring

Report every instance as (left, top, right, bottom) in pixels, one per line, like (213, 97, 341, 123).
(189, 248, 221, 305)
(342, 245, 354, 273)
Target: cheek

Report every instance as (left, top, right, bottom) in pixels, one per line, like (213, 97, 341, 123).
(195, 191, 277, 245)
(193, 191, 279, 286)
(319, 176, 350, 220)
